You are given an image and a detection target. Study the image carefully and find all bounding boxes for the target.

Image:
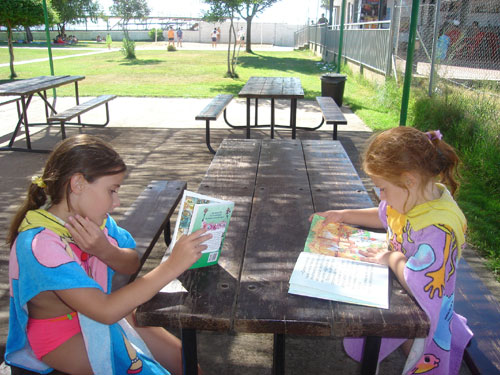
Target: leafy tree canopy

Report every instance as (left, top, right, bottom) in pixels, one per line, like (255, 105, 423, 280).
(110, 0, 150, 26)
(0, 0, 58, 29)
(51, 0, 101, 27)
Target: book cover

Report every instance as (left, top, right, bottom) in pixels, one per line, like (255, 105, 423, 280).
(289, 215, 389, 309)
(170, 190, 234, 269)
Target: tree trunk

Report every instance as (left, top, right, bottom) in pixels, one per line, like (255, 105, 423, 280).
(246, 16, 253, 53)
(227, 18, 233, 76)
(25, 26, 33, 43)
(7, 26, 17, 79)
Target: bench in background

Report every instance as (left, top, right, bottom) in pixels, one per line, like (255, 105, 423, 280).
(47, 95, 117, 140)
(195, 94, 233, 154)
(455, 258, 500, 374)
(1, 180, 186, 375)
(316, 96, 347, 140)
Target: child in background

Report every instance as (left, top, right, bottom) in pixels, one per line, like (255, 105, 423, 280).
(312, 127, 472, 374)
(5, 135, 210, 374)
(105, 33, 112, 50)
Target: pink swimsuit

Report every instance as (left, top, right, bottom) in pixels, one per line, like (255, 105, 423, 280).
(27, 312, 81, 360)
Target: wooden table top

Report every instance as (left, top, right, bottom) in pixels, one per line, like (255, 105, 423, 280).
(136, 139, 429, 339)
(0, 75, 85, 96)
(238, 77, 305, 99)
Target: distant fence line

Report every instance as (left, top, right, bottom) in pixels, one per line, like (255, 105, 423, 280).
(0, 21, 301, 47)
(295, 23, 392, 79)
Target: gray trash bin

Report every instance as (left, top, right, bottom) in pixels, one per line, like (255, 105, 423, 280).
(320, 73, 347, 107)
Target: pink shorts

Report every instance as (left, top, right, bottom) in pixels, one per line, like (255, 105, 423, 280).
(27, 312, 81, 360)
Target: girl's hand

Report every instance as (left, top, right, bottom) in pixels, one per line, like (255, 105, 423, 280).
(167, 229, 212, 273)
(65, 215, 110, 256)
(358, 247, 391, 265)
(309, 210, 345, 224)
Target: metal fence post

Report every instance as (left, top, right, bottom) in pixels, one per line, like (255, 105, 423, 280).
(428, 0, 441, 96)
(400, 0, 421, 126)
(337, 0, 347, 73)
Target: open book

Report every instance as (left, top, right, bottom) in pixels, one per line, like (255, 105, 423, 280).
(288, 214, 390, 309)
(168, 190, 234, 269)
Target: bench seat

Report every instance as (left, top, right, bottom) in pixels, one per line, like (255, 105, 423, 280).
(455, 258, 500, 374)
(47, 95, 117, 139)
(316, 96, 347, 140)
(195, 94, 234, 154)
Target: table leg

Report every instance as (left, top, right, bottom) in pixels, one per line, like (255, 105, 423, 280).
(270, 98, 275, 139)
(75, 81, 82, 125)
(205, 120, 216, 154)
(246, 98, 251, 139)
(181, 328, 198, 375)
(360, 336, 381, 375)
(21, 96, 32, 150)
(291, 98, 297, 139)
(254, 98, 258, 127)
(272, 333, 285, 375)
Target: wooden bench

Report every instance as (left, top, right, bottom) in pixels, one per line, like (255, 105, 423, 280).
(47, 95, 117, 140)
(195, 94, 233, 154)
(316, 96, 347, 140)
(455, 258, 500, 374)
(371, 188, 500, 374)
(1, 180, 186, 375)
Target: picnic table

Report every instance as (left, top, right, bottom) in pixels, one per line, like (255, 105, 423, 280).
(236, 76, 305, 139)
(136, 139, 430, 375)
(0, 75, 84, 152)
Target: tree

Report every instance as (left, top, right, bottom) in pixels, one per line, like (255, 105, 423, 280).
(110, 0, 149, 59)
(110, 0, 149, 40)
(0, 0, 58, 79)
(236, 0, 280, 53)
(51, 0, 101, 37)
(203, 0, 243, 78)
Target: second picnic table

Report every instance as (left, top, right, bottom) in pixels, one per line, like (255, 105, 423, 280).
(136, 139, 430, 375)
(238, 76, 304, 139)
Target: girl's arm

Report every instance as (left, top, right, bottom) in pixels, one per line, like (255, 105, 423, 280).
(66, 215, 139, 275)
(311, 207, 384, 229)
(55, 229, 211, 325)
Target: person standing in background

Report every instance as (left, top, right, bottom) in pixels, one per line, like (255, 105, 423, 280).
(176, 27, 183, 48)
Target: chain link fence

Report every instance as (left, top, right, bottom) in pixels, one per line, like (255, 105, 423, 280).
(393, 0, 499, 97)
(295, 0, 499, 99)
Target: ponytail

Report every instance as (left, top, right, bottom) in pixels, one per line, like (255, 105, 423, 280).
(427, 131, 460, 196)
(7, 181, 48, 247)
(6, 134, 126, 248)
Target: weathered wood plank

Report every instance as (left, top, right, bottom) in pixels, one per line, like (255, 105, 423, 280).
(0, 76, 84, 96)
(195, 94, 233, 121)
(239, 77, 304, 99)
(233, 139, 326, 335)
(48, 95, 116, 122)
(136, 140, 261, 331)
(316, 97, 347, 125)
(112, 180, 187, 290)
(455, 258, 500, 374)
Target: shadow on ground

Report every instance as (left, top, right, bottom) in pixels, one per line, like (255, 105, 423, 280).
(0, 127, 471, 374)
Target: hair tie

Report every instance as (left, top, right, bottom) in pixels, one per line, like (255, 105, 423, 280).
(426, 130, 443, 141)
(31, 176, 46, 188)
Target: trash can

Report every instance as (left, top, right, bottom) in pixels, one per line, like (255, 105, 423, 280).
(320, 73, 347, 107)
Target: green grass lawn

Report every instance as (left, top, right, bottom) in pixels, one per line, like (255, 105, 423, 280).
(0, 48, 325, 98)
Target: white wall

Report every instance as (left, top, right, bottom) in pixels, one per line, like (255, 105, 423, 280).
(0, 21, 304, 47)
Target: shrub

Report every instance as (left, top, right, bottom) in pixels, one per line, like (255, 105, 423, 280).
(148, 28, 164, 41)
(121, 38, 136, 59)
(167, 45, 176, 52)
